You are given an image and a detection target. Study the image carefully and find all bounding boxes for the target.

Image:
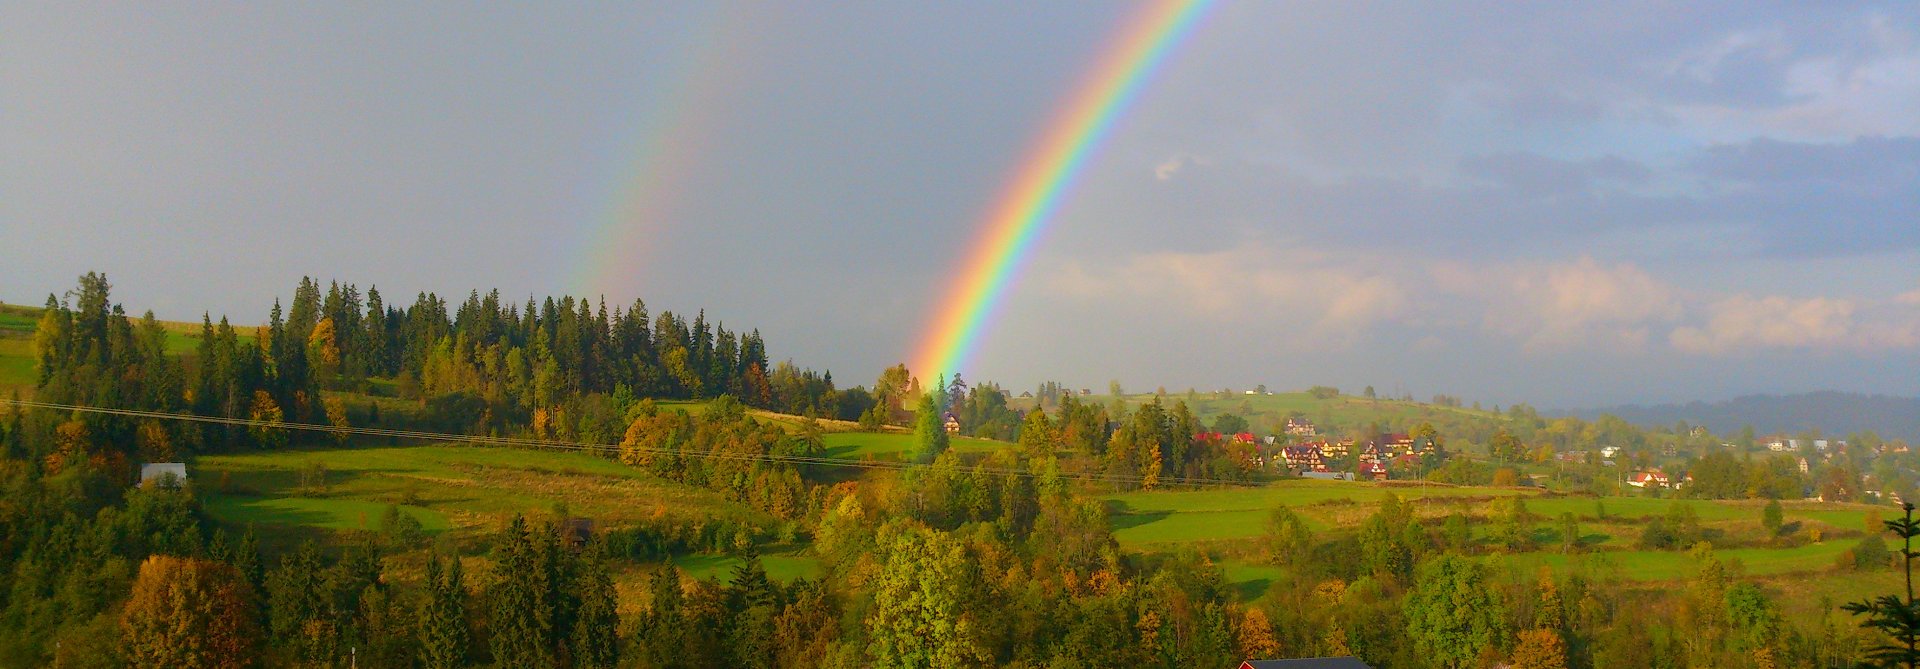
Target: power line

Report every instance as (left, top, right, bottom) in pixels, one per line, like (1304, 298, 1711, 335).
(0, 398, 1262, 489)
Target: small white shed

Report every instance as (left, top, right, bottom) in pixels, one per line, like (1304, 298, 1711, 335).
(140, 463, 187, 487)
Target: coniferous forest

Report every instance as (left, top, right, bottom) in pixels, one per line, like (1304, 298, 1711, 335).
(1, 273, 1914, 668)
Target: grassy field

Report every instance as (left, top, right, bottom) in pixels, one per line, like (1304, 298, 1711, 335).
(677, 550, 823, 584)
(1219, 537, 1863, 603)
(1106, 480, 1877, 549)
(821, 431, 1011, 459)
(1499, 540, 1856, 580)
(0, 338, 35, 394)
(196, 442, 772, 547)
(1105, 480, 1527, 547)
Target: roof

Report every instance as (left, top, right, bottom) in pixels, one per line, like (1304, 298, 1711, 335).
(1243, 658, 1373, 669)
(140, 463, 187, 485)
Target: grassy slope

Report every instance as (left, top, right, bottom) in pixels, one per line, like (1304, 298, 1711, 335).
(0, 303, 252, 397)
(196, 442, 776, 545)
(821, 431, 1009, 459)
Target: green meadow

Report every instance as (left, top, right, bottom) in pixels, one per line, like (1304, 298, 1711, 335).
(195, 442, 773, 548)
(821, 431, 1009, 459)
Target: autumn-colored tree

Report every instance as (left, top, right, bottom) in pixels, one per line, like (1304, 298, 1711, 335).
(307, 317, 341, 382)
(1511, 628, 1569, 669)
(247, 391, 286, 449)
(322, 395, 349, 445)
(1234, 606, 1281, 661)
(135, 420, 174, 463)
(121, 556, 261, 669)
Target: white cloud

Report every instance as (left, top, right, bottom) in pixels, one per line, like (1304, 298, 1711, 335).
(1668, 292, 1920, 354)
(1435, 257, 1681, 354)
(1040, 244, 1407, 345)
(1670, 295, 1857, 354)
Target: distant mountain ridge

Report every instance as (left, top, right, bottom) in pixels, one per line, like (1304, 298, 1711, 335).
(1578, 391, 1920, 442)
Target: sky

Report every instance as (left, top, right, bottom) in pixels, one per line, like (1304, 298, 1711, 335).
(4, 2, 1918, 409)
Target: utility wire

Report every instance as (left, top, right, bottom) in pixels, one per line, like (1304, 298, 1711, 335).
(0, 398, 1263, 489)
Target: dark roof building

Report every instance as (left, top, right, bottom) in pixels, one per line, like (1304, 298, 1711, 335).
(1241, 658, 1372, 669)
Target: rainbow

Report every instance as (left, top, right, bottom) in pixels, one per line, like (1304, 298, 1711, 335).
(570, 6, 758, 297)
(909, 0, 1214, 380)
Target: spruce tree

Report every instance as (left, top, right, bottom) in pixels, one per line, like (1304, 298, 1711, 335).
(571, 544, 621, 669)
(419, 553, 470, 669)
(1845, 502, 1920, 668)
(913, 393, 949, 464)
(490, 516, 553, 668)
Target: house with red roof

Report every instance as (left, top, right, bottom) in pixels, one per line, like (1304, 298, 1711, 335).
(1628, 469, 1670, 488)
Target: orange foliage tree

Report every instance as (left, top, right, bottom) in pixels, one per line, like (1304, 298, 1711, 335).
(121, 555, 262, 669)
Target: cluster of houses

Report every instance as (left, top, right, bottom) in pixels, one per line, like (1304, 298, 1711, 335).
(1273, 432, 1436, 481)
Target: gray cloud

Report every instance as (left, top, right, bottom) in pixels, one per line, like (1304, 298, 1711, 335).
(5, 1, 1920, 407)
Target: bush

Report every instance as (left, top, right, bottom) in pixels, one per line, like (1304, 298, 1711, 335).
(1637, 518, 1677, 550)
(1852, 534, 1891, 571)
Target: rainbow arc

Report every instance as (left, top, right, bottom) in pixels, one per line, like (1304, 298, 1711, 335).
(910, 0, 1213, 380)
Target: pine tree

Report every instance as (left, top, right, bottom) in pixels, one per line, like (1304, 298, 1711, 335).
(1845, 502, 1920, 668)
(913, 393, 949, 464)
(490, 516, 553, 668)
(571, 544, 620, 669)
(419, 553, 470, 669)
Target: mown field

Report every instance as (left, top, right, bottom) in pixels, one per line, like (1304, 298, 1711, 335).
(821, 431, 1009, 459)
(1103, 474, 1886, 610)
(196, 442, 776, 545)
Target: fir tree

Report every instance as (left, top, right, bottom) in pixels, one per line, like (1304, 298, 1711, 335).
(419, 553, 470, 669)
(571, 544, 621, 669)
(1845, 502, 1920, 668)
(489, 516, 553, 668)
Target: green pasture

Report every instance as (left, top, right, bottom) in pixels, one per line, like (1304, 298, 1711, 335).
(1500, 540, 1855, 581)
(1107, 478, 1880, 550)
(0, 338, 36, 393)
(1219, 537, 1859, 602)
(205, 495, 449, 533)
(677, 551, 823, 584)
(196, 443, 770, 540)
(1105, 479, 1527, 548)
(821, 431, 1010, 459)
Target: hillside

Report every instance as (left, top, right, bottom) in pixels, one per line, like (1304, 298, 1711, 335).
(1040, 389, 1514, 444)
(0, 302, 249, 397)
(1582, 391, 1920, 441)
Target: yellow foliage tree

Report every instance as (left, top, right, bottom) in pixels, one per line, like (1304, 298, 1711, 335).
(323, 396, 350, 445)
(1510, 628, 1568, 669)
(247, 391, 286, 449)
(1234, 606, 1281, 661)
(121, 556, 260, 669)
(307, 317, 341, 381)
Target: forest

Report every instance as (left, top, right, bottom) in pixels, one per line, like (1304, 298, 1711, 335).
(0, 273, 1913, 668)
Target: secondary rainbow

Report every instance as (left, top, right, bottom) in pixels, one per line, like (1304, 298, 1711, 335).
(910, 0, 1214, 380)
(570, 7, 755, 297)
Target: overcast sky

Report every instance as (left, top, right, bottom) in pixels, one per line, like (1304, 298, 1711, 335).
(4, 2, 1918, 408)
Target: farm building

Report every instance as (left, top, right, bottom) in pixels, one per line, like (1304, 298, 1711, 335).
(1628, 470, 1670, 488)
(1242, 658, 1372, 668)
(140, 463, 187, 487)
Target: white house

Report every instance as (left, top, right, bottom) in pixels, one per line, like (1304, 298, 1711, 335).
(140, 463, 187, 487)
